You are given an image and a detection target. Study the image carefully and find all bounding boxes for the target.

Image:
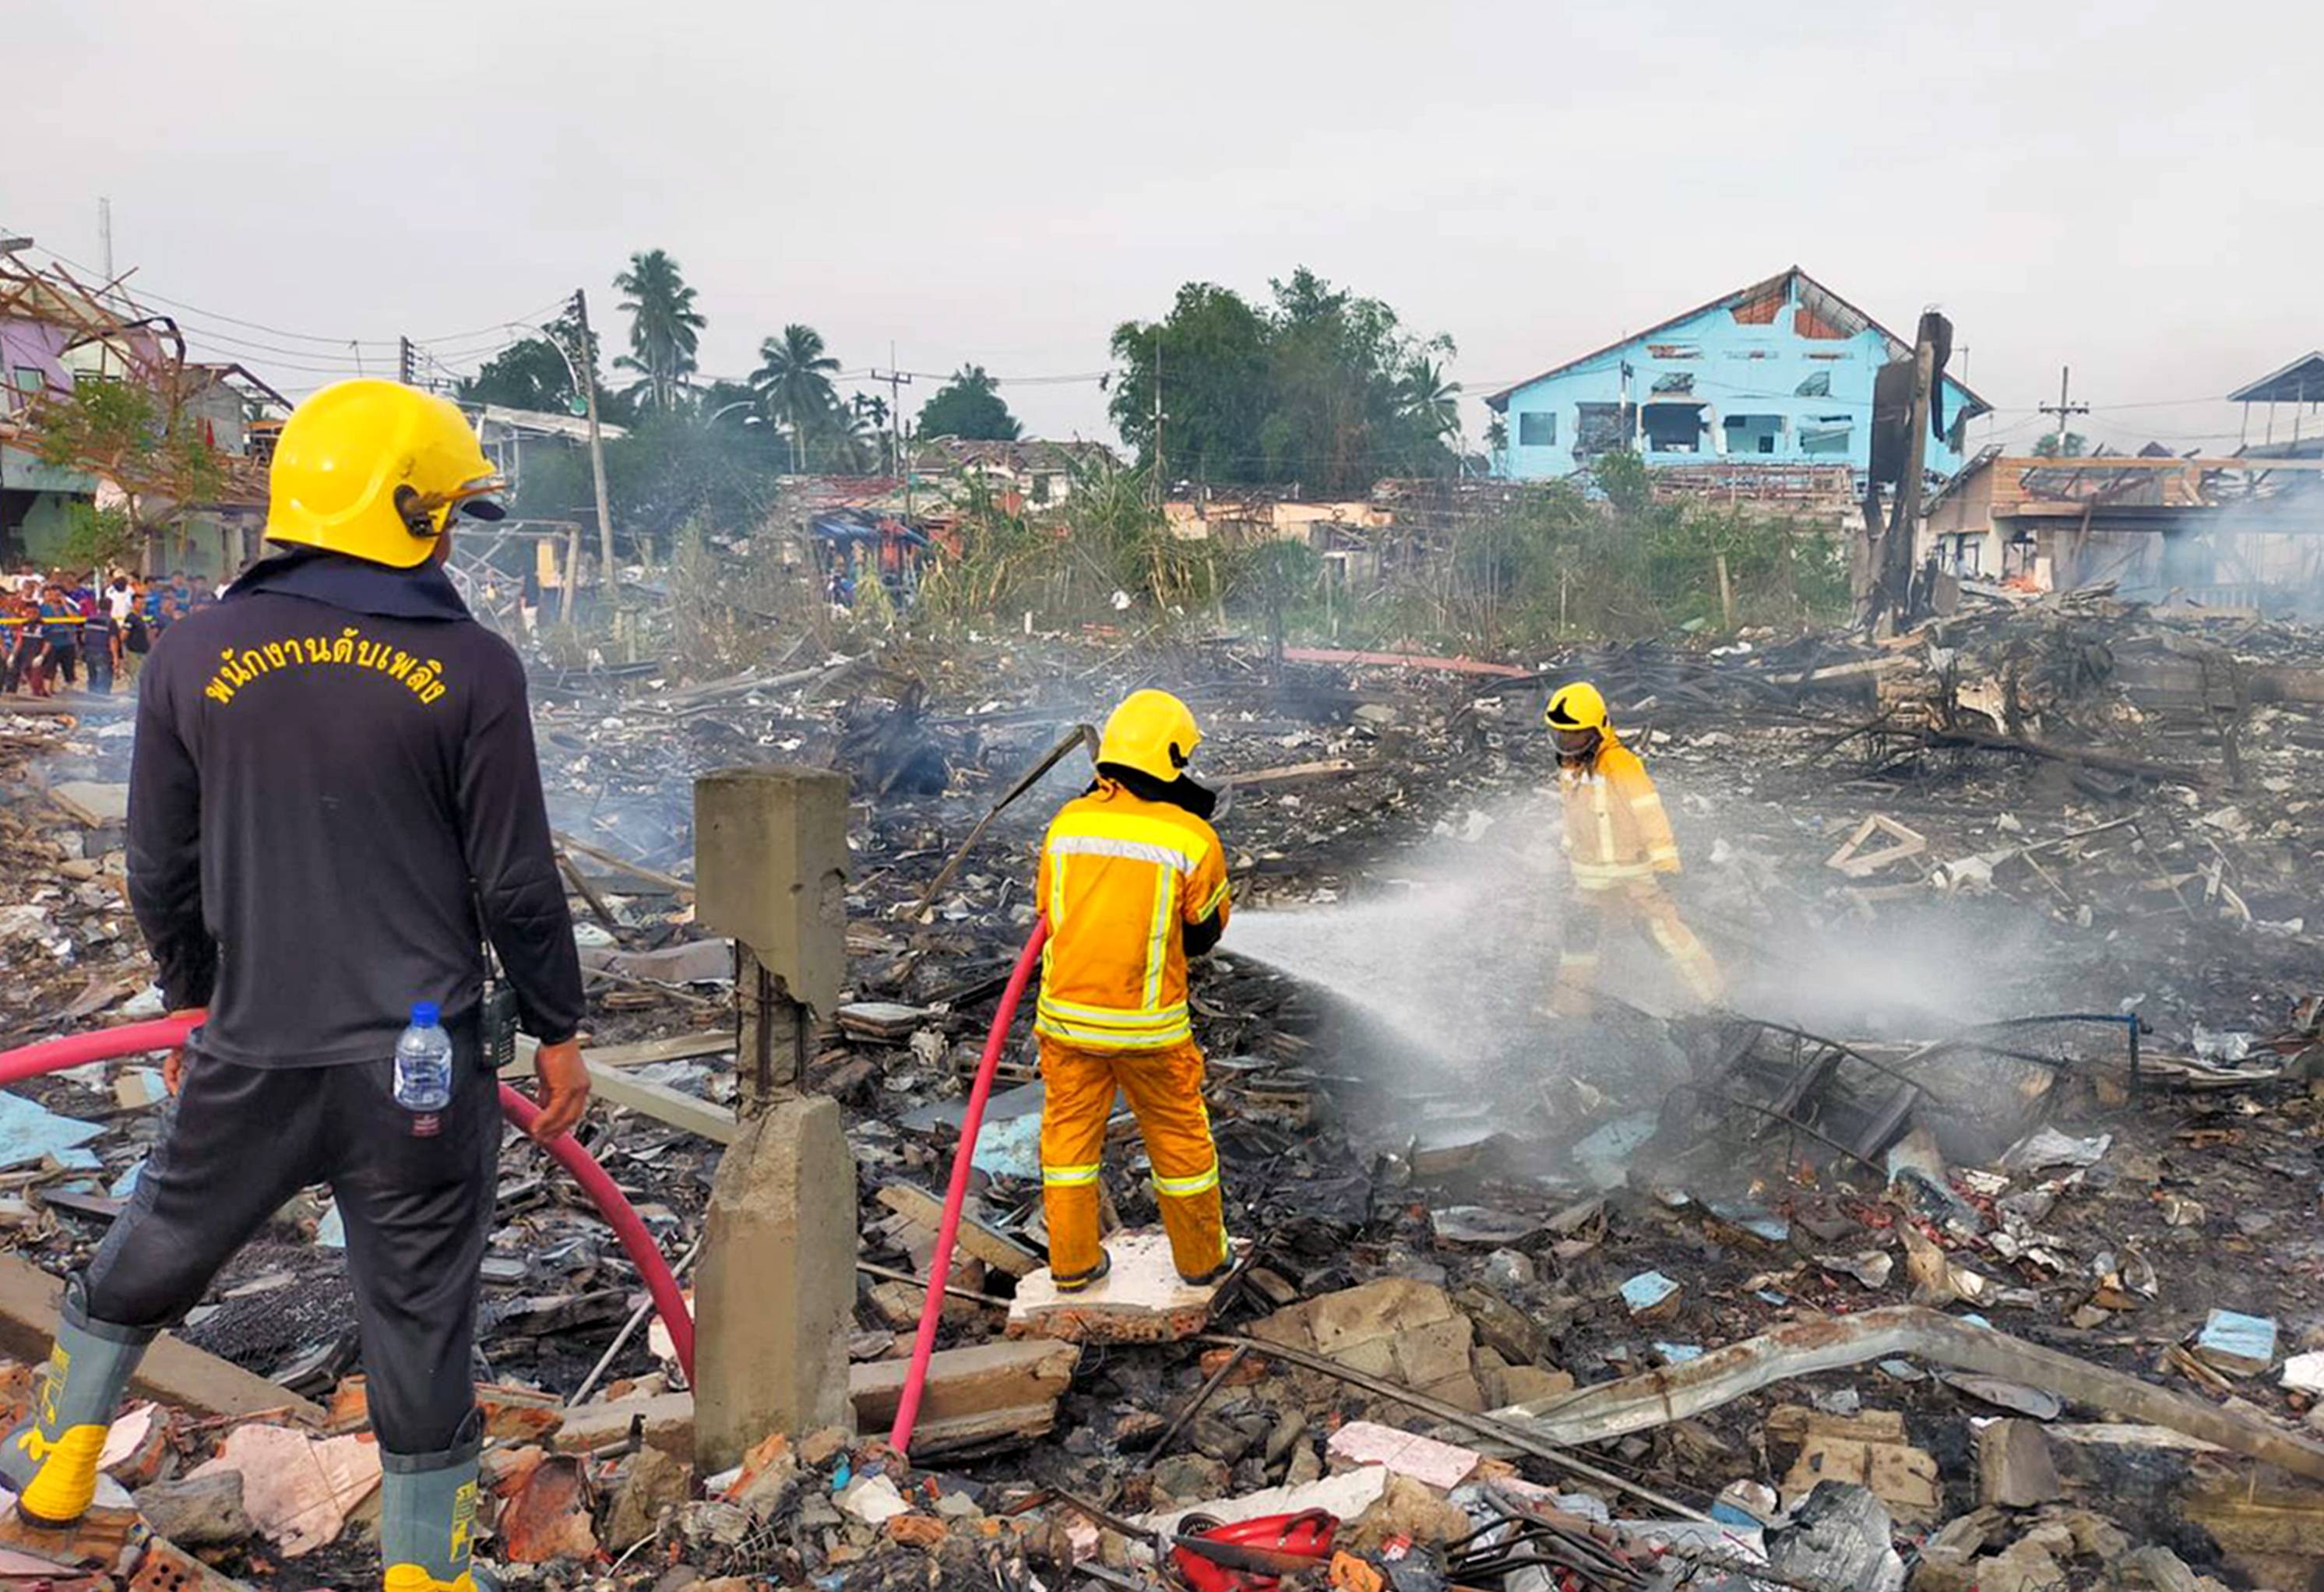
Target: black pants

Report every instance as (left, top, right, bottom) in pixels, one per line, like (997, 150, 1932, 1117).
(83, 1031, 499, 1458)
(46, 643, 76, 687)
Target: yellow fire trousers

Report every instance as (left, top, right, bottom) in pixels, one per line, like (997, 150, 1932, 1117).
(1038, 1034, 1229, 1283)
(1555, 879, 1725, 1011)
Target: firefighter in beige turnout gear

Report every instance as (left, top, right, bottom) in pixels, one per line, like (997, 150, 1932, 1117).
(1546, 682, 1724, 1013)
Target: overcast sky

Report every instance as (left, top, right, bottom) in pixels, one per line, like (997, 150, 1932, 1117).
(13, 1, 2322, 456)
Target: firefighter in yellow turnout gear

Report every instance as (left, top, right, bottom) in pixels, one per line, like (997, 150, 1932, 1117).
(1546, 682, 1724, 1013)
(1036, 690, 1234, 1291)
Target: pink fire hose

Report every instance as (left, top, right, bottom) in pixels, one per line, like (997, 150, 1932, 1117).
(888, 915, 1048, 1454)
(0, 1013, 696, 1383)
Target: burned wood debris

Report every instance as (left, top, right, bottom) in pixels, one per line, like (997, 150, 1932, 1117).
(2, 598, 2323, 1590)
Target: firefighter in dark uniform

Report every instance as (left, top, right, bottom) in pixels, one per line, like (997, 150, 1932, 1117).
(0, 380, 592, 1592)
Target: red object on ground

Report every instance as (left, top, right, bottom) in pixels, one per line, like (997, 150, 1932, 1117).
(0, 1013, 696, 1384)
(1280, 646, 1530, 679)
(887, 915, 1049, 1455)
(1171, 1510, 1340, 1592)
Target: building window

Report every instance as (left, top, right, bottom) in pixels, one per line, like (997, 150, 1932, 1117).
(1724, 414, 1784, 456)
(1799, 415, 1855, 456)
(1643, 403, 1705, 454)
(7, 368, 43, 407)
(1031, 473, 1054, 505)
(1517, 410, 1557, 448)
(1575, 402, 1635, 460)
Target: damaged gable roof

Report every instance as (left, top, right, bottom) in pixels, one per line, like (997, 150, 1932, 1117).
(1485, 265, 1991, 417)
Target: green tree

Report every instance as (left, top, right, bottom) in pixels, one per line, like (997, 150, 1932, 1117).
(31, 378, 227, 554)
(1108, 269, 1460, 495)
(612, 249, 706, 413)
(458, 336, 574, 413)
(515, 407, 783, 552)
(750, 324, 841, 473)
(914, 365, 1022, 441)
(1591, 449, 1652, 515)
(1109, 283, 1271, 484)
(2034, 431, 2089, 458)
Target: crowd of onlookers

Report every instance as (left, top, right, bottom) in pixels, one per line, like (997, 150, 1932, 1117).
(1, 569, 223, 699)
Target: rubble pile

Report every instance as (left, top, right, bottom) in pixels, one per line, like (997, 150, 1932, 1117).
(2, 599, 2322, 1588)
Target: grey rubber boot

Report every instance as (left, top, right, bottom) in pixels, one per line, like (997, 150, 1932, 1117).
(0, 1282, 155, 1525)
(380, 1428, 485, 1592)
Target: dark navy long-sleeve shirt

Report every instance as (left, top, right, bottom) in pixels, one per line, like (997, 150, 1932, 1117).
(127, 549, 584, 1066)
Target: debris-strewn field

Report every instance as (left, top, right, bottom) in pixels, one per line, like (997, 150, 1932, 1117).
(2, 585, 2322, 1590)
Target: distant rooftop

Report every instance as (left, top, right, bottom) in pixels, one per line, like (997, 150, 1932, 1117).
(2227, 351, 2324, 405)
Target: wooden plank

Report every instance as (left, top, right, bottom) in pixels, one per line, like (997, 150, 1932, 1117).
(501, 1030, 732, 1081)
(551, 832, 695, 900)
(579, 1064, 737, 1144)
(0, 1253, 325, 1422)
(1229, 759, 1384, 788)
(876, 1183, 1043, 1277)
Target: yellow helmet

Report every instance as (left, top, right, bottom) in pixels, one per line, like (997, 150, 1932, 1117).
(265, 379, 505, 569)
(1097, 689, 1202, 782)
(1544, 681, 1609, 733)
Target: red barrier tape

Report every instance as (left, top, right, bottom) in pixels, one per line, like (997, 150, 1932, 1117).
(888, 915, 1048, 1454)
(0, 1014, 696, 1383)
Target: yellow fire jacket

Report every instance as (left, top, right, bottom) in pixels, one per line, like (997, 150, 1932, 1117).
(1034, 782, 1231, 1051)
(1558, 736, 1681, 891)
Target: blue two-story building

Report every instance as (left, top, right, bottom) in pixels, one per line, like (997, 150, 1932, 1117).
(1485, 266, 1987, 484)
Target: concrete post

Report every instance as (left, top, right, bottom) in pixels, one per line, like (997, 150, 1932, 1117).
(690, 767, 857, 1470)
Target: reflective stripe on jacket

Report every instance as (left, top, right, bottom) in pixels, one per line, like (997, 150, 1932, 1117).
(1034, 783, 1231, 1051)
(1558, 738, 1680, 890)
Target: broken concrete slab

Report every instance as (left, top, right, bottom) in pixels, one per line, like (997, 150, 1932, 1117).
(850, 1338, 1079, 1455)
(552, 1389, 699, 1463)
(559, 1342, 1080, 1464)
(1773, 1409, 1941, 1525)
(1977, 1418, 2062, 1509)
(1008, 1228, 1228, 1344)
(48, 783, 129, 827)
(1248, 1277, 1484, 1411)
(0, 1254, 325, 1422)
(133, 1470, 253, 1548)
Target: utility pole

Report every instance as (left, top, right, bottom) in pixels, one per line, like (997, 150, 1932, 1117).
(868, 364, 913, 482)
(397, 336, 416, 387)
(1151, 338, 1164, 509)
(97, 197, 112, 281)
(569, 289, 617, 601)
(2038, 365, 2090, 456)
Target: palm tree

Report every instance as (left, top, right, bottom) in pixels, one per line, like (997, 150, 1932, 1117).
(750, 324, 842, 473)
(612, 249, 706, 413)
(851, 393, 893, 473)
(1401, 357, 1461, 444)
(827, 404, 879, 474)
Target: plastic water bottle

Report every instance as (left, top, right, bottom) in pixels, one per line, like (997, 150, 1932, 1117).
(393, 1002, 453, 1113)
